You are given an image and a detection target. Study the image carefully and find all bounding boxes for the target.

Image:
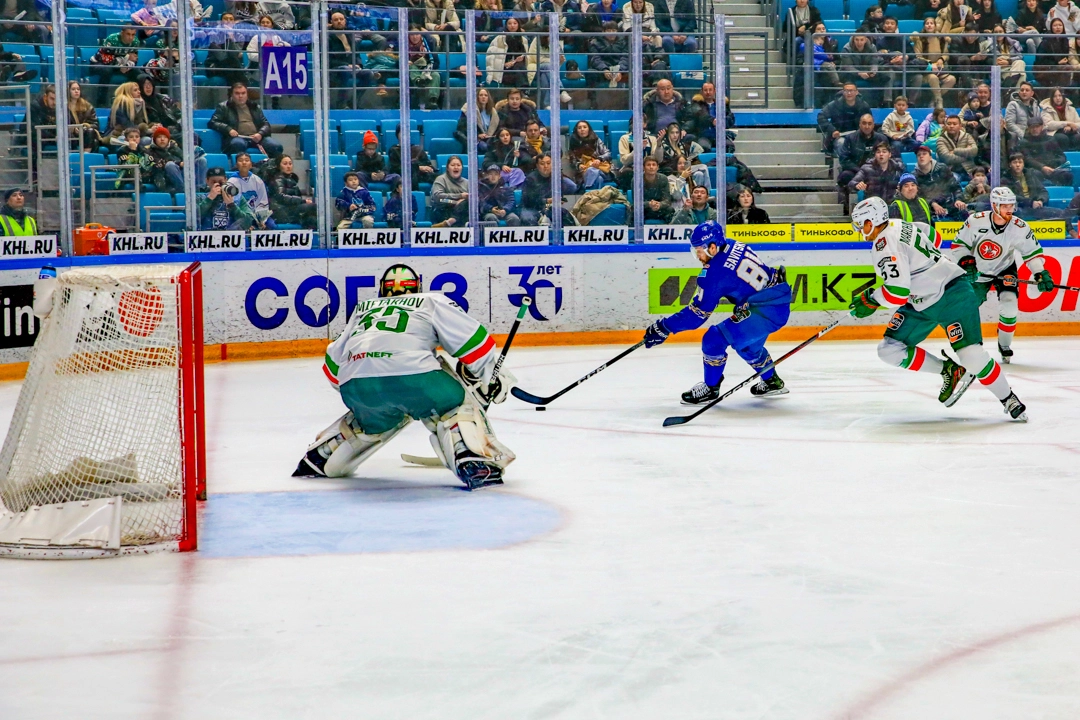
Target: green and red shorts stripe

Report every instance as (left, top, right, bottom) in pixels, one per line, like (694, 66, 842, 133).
(455, 326, 496, 365)
(977, 358, 1001, 385)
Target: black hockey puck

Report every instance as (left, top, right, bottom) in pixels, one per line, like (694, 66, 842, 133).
(535, 406, 546, 411)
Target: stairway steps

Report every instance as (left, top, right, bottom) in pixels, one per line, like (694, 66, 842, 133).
(740, 151, 828, 167)
(750, 164, 832, 180)
(735, 139, 821, 153)
(737, 127, 821, 141)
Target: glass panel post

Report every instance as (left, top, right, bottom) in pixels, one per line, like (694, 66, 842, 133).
(990, 65, 1002, 188)
(177, 0, 197, 232)
(631, 13, 644, 243)
(465, 11, 479, 234)
(312, 0, 332, 246)
(51, 2, 73, 254)
(397, 8, 412, 240)
(715, 14, 727, 228)
(548, 15, 561, 242)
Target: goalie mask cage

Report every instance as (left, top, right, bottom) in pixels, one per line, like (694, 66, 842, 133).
(0, 263, 205, 558)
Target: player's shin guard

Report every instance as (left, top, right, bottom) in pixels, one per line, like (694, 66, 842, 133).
(878, 338, 944, 373)
(997, 291, 1018, 356)
(956, 345, 1012, 401)
(746, 349, 776, 380)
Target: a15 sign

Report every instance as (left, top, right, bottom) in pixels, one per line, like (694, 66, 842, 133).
(261, 45, 309, 96)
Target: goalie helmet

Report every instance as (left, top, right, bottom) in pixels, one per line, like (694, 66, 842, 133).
(378, 264, 421, 297)
(851, 196, 889, 238)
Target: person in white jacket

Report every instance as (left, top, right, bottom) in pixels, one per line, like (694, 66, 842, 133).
(1040, 87, 1080, 150)
(227, 152, 274, 228)
(1047, 0, 1080, 34)
(620, 0, 663, 49)
(246, 14, 290, 66)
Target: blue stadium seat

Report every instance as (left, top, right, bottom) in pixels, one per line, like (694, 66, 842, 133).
(340, 119, 379, 134)
(412, 191, 427, 223)
(669, 55, 704, 90)
(1047, 185, 1073, 208)
(561, 54, 589, 89)
(428, 137, 462, 156)
(589, 204, 626, 226)
(381, 119, 419, 148)
(422, 119, 458, 151)
(826, 19, 858, 31)
(202, 152, 229, 171)
(901, 152, 916, 170)
(198, 131, 222, 153)
(726, 165, 736, 184)
(897, 19, 924, 33)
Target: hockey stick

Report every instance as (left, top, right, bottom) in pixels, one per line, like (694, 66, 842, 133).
(510, 340, 647, 405)
(662, 320, 841, 427)
(403, 299, 532, 468)
(980, 273, 1080, 293)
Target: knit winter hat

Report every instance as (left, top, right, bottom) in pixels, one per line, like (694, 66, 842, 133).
(362, 130, 378, 147)
(152, 126, 171, 140)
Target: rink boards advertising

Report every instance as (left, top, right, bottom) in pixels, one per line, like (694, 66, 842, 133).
(0, 242, 1077, 363)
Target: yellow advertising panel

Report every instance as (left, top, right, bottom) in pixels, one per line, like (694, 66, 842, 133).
(793, 223, 861, 242)
(724, 224, 793, 243)
(934, 222, 963, 242)
(937, 220, 1065, 242)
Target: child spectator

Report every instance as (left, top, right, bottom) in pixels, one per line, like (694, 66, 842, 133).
(354, 131, 399, 188)
(145, 127, 185, 192)
(336, 172, 377, 229)
(384, 179, 417, 228)
(115, 127, 152, 189)
(963, 166, 991, 207)
(882, 96, 918, 154)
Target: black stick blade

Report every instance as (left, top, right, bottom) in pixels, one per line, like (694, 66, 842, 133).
(510, 386, 547, 405)
(662, 416, 690, 427)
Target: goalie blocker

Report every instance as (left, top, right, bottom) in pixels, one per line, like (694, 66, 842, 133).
(293, 264, 516, 490)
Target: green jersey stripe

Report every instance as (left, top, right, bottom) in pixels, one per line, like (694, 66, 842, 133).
(453, 325, 489, 357)
(324, 353, 339, 376)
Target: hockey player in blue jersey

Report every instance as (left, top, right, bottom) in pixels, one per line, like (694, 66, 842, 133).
(644, 220, 794, 404)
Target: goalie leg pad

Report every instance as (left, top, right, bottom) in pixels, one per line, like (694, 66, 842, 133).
(432, 397, 515, 489)
(293, 412, 409, 478)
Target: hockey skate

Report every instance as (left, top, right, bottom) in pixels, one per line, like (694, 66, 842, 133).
(681, 381, 721, 405)
(939, 352, 976, 407)
(1001, 392, 1028, 422)
(750, 374, 788, 397)
(457, 460, 505, 490)
(998, 343, 1013, 364)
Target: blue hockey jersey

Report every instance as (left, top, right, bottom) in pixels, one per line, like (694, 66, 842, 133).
(665, 241, 791, 334)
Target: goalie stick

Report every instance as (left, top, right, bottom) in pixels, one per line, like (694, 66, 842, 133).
(980, 273, 1080, 293)
(662, 320, 840, 427)
(402, 298, 531, 468)
(510, 340, 646, 406)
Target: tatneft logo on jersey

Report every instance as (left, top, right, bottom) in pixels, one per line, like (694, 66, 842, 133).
(0, 235, 56, 259)
(109, 233, 167, 255)
(251, 230, 313, 251)
(411, 228, 474, 247)
(184, 231, 246, 252)
(0, 284, 39, 348)
(337, 229, 402, 248)
(978, 239, 1003, 260)
(349, 351, 393, 361)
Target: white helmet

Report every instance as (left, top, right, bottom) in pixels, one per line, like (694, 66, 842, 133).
(990, 186, 1016, 207)
(851, 196, 889, 238)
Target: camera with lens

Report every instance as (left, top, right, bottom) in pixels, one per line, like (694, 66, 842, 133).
(222, 184, 239, 197)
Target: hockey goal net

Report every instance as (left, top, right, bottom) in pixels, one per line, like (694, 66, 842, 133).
(0, 263, 205, 558)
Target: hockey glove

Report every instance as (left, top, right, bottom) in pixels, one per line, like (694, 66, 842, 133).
(731, 302, 751, 323)
(644, 319, 671, 348)
(848, 287, 881, 318)
(958, 255, 979, 283)
(1035, 269, 1055, 292)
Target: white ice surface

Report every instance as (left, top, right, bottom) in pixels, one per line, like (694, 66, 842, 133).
(1, 337, 1079, 719)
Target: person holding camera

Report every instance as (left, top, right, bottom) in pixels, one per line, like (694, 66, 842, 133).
(197, 166, 255, 231)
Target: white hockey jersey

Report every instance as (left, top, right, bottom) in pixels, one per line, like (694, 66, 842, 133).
(950, 211, 1046, 279)
(871, 219, 963, 309)
(323, 293, 497, 386)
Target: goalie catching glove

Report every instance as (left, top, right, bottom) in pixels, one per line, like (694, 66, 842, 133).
(848, 287, 882, 318)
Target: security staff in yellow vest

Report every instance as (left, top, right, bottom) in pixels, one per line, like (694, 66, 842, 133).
(888, 173, 933, 225)
(0, 189, 36, 236)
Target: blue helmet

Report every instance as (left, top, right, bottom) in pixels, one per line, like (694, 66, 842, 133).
(690, 221, 725, 250)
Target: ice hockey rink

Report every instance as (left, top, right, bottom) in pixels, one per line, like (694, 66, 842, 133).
(1, 336, 1079, 719)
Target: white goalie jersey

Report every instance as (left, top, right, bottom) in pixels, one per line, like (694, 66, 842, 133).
(871, 219, 963, 309)
(951, 212, 1046, 279)
(322, 293, 497, 387)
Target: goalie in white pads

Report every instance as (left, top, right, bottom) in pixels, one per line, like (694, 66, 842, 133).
(950, 186, 1056, 363)
(848, 196, 1028, 420)
(293, 264, 516, 490)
